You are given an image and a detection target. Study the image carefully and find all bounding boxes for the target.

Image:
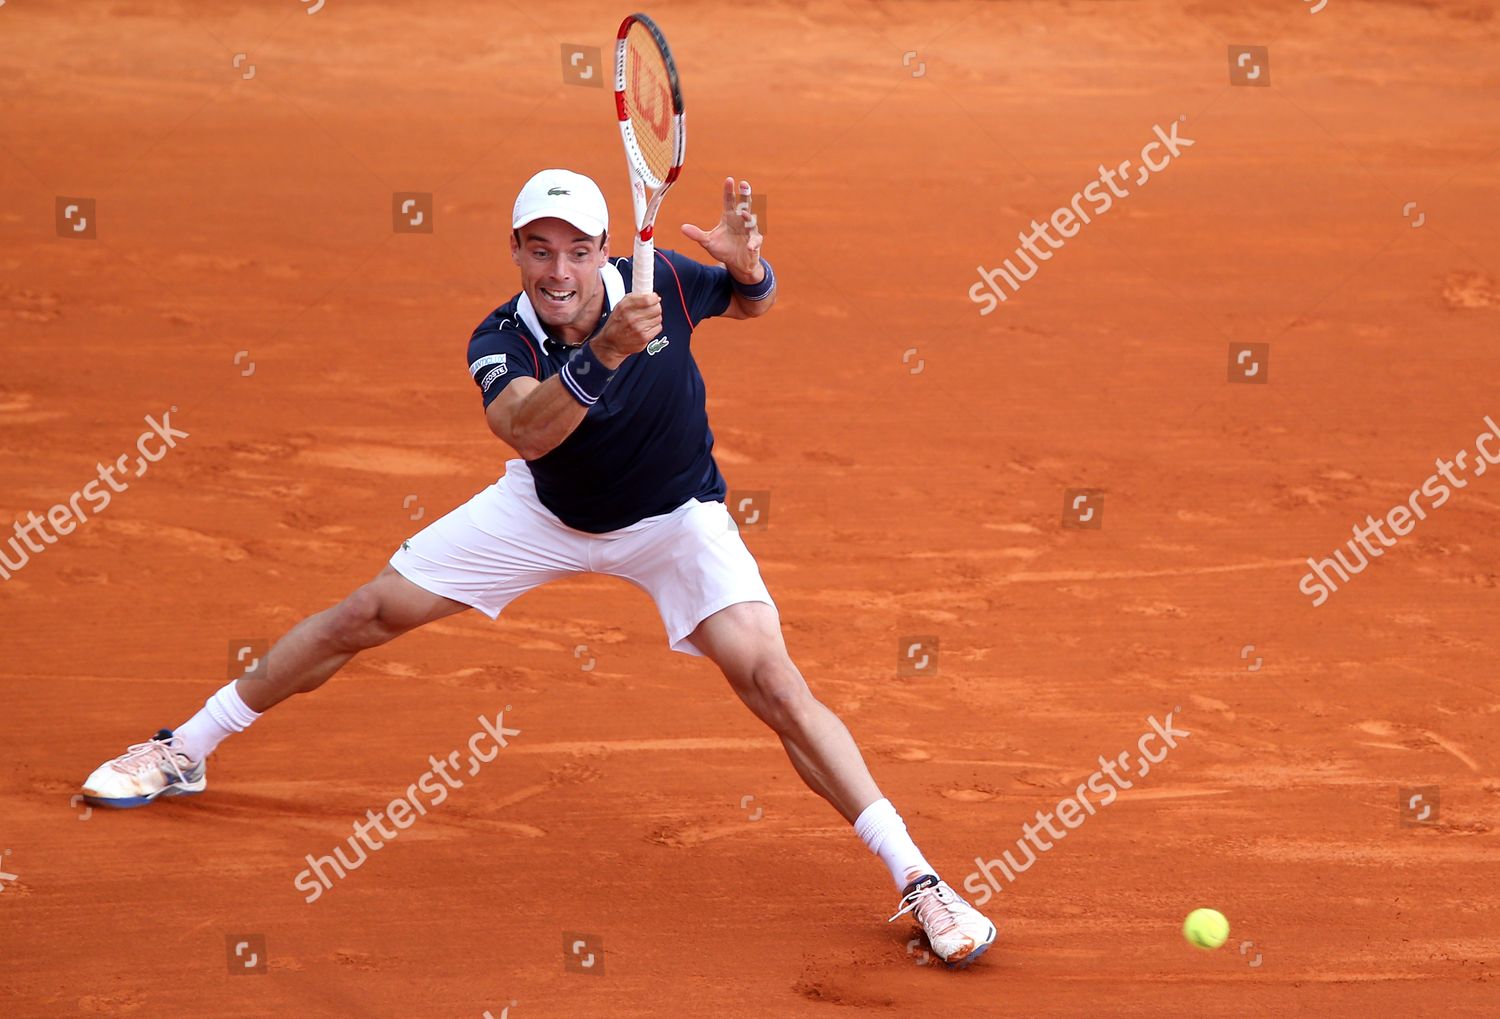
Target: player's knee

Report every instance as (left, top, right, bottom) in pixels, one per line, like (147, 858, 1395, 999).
(324, 584, 400, 652)
(747, 657, 813, 734)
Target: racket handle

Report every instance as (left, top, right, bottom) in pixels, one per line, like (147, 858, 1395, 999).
(633, 237, 655, 294)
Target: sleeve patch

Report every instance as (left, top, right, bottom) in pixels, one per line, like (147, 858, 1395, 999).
(470, 353, 507, 378)
(479, 359, 508, 392)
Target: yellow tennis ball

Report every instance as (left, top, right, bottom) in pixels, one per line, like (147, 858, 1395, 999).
(1183, 908, 1229, 950)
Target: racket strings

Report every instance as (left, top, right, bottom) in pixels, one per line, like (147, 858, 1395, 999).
(623, 25, 676, 183)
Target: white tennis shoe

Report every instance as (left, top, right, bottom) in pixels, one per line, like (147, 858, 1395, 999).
(889, 874, 996, 968)
(82, 729, 207, 808)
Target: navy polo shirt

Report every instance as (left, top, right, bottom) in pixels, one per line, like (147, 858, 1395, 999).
(466, 249, 735, 533)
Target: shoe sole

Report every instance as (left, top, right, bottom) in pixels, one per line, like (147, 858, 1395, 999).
(945, 926, 997, 970)
(82, 782, 206, 809)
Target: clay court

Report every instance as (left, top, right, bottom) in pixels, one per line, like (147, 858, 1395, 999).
(3, 0, 1498, 1015)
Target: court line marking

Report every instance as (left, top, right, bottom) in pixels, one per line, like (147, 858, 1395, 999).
(1001, 558, 1306, 583)
(509, 738, 778, 755)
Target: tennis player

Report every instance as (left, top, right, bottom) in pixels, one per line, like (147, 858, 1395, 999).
(80, 168, 997, 967)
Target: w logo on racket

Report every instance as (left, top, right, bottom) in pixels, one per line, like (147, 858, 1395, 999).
(630, 55, 672, 141)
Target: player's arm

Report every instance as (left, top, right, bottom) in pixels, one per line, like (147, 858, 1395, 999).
(484, 294, 662, 459)
(681, 176, 776, 321)
(722, 259, 775, 320)
(484, 376, 583, 460)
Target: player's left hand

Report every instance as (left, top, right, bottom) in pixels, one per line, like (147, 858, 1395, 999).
(681, 177, 765, 284)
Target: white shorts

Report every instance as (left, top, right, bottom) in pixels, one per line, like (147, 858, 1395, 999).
(388, 460, 774, 656)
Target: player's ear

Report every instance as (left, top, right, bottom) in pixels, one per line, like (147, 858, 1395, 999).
(597, 229, 609, 261)
(509, 229, 521, 266)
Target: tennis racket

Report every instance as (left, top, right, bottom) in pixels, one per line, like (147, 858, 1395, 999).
(614, 12, 685, 296)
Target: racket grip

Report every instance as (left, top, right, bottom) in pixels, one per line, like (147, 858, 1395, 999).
(633, 237, 655, 294)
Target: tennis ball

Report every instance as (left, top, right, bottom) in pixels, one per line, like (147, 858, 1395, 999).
(1183, 908, 1229, 950)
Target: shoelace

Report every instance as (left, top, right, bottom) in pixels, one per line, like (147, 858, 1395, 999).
(887, 884, 962, 941)
(109, 737, 190, 780)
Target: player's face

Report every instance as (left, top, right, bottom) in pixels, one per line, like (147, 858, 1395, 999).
(511, 219, 609, 333)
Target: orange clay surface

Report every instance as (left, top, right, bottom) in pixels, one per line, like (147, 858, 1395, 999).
(2, 1, 1498, 1016)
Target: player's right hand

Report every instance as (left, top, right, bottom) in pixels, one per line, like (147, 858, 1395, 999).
(593, 292, 662, 366)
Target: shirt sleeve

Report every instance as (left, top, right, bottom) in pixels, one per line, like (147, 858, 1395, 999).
(466, 326, 540, 408)
(658, 249, 733, 324)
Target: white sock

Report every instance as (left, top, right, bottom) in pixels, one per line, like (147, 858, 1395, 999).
(854, 797, 936, 890)
(174, 681, 262, 762)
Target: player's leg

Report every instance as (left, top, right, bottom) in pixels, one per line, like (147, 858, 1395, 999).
(231, 565, 467, 714)
(686, 601, 878, 822)
(607, 496, 995, 965)
(82, 466, 586, 810)
(689, 601, 996, 967)
(609, 499, 918, 853)
(80, 567, 468, 808)
(171, 564, 468, 753)
(688, 602, 927, 861)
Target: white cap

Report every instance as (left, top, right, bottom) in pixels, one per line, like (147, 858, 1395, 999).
(512, 169, 609, 237)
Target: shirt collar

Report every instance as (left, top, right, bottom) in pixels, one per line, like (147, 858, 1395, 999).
(516, 260, 626, 355)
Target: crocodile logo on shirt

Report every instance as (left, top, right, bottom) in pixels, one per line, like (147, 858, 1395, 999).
(646, 337, 670, 356)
